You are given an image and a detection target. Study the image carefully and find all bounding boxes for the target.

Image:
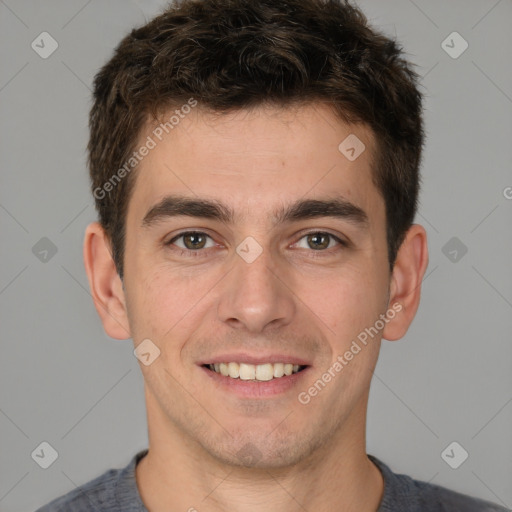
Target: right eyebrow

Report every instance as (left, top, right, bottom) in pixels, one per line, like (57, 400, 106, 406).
(141, 195, 233, 227)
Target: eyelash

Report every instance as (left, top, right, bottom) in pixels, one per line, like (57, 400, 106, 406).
(165, 231, 348, 259)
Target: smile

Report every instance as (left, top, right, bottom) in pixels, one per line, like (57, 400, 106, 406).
(204, 362, 307, 381)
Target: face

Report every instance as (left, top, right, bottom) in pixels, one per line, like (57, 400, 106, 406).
(120, 103, 393, 468)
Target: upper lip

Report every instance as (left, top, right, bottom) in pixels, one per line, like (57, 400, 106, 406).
(198, 353, 311, 366)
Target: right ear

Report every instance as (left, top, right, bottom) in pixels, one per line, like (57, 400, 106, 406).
(83, 222, 131, 339)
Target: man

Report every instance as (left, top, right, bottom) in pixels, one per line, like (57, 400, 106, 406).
(36, 0, 507, 510)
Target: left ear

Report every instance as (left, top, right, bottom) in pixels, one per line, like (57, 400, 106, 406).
(382, 224, 429, 341)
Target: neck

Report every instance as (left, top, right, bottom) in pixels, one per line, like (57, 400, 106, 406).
(136, 391, 384, 511)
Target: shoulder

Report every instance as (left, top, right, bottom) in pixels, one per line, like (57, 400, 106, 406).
(34, 450, 148, 512)
(35, 468, 120, 512)
(412, 478, 508, 511)
(369, 455, 509, 512)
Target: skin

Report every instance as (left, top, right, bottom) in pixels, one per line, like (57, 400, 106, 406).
(84, 102, 428, 511)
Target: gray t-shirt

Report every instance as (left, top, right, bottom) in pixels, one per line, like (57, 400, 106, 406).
(35, 449, 509, 511)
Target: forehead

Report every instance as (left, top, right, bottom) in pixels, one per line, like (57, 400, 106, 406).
(127, 103, 383, 226)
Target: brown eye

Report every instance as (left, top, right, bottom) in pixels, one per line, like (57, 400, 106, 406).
(295, 232, 343, 252)
(168, 231, 215, 251)
(306, 233, 331, 250)
(182, 232, 207, 249)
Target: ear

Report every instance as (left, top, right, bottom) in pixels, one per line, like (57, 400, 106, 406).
(382, 224, 429, 341)
(83, 222, 131, 339)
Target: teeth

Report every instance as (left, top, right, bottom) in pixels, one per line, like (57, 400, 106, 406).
(239, 363, 255, 380)
(255, 363, 274, 381)
(208, 362, 304, 381)
(228, 362, 240, 378)
(273, 363, 284, 378)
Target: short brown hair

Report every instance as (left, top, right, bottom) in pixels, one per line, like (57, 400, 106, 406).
(88, 0, 424, 280)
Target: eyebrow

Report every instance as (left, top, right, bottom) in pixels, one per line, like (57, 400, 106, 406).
(141, 194, 369, 229)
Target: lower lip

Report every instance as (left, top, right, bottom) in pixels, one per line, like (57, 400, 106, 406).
(199, 365, 311, 398)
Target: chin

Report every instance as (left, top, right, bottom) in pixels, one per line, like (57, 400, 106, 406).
(203, 429, 322, 470)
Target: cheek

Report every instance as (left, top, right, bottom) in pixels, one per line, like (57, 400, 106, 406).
(124, 263, 217, 344)
(307, 261, 388, 344)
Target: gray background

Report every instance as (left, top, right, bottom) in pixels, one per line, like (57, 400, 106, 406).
(1, 1, 511, 511)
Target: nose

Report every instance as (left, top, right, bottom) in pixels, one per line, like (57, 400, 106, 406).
(216, 245, 296, 333)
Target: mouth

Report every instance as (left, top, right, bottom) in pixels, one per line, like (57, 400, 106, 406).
(198, 354, 312, 398)
(202, 362, 308, 382)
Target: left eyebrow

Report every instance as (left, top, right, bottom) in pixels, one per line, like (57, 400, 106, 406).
(275, 197, 369, 228)
(141, 194, 369, 230)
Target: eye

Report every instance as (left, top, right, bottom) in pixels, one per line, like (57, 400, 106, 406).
(294, 232, 346, 252)
(165, 230, 347, 258)
(167, 231, 216, 251)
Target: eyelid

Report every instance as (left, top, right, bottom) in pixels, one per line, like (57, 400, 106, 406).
(291, 230, 348, 249)
(166, 230, 218, 248)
